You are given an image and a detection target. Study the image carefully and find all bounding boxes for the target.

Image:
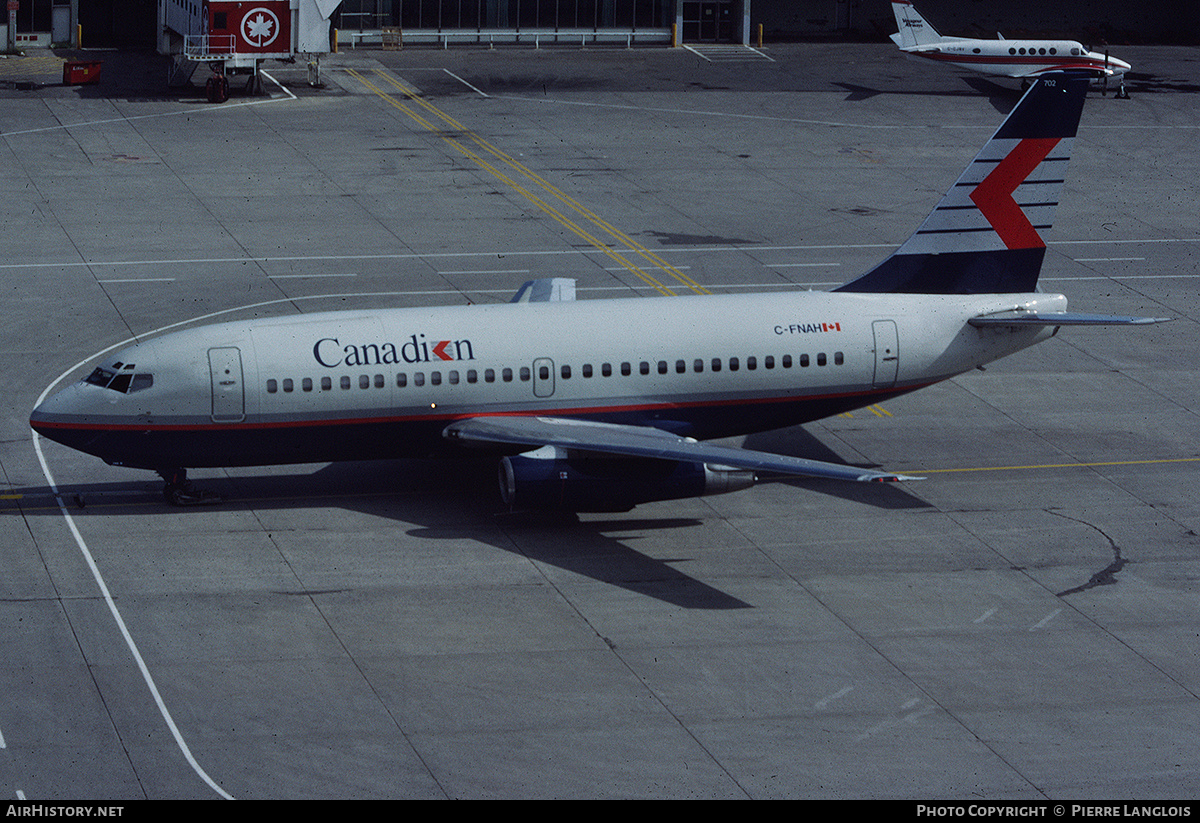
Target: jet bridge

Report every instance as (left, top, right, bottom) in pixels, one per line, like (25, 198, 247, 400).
(162, 0, 337, 101)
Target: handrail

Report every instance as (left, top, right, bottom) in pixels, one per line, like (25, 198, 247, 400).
(184, 34, 238, 59)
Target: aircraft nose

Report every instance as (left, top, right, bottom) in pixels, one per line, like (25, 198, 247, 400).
(1107, 55, 1131, 74)
(30, 383, 101, 450)
(31, 383, 78, 427)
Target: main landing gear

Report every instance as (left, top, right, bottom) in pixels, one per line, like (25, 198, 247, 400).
(157, 468, 220, 506)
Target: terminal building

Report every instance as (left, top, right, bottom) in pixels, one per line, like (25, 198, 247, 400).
(327, 0, 753, 46)
(6, 0, 867, 51)
(3, 1, 1189, 53)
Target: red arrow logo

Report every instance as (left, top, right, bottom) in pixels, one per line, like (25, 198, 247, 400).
(969, 137, 1060, 250)
(432, 340, 454, 361)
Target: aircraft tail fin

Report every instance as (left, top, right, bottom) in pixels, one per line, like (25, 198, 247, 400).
(835, 72, 1089, 295)
(891, 1, 943, 49)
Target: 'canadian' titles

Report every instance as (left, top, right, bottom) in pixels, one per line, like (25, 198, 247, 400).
(313, 334, 475, 368)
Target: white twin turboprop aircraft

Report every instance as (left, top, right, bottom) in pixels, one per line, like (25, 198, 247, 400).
(31, 73, 1167, 510)
(891, 2, 1132, 98)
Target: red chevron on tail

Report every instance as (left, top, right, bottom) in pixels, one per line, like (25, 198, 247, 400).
(969, 137, 1061, 250)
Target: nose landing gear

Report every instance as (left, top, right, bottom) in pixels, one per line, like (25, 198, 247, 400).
(158, 468, 220, 506)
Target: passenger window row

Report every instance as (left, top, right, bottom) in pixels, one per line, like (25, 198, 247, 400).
(266, 367, 529, 394)
(264, 352, 845, 395)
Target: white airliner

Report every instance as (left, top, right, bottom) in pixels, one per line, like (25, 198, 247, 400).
(31, 73, 1166, 510)
(891, 2, 1132, 97)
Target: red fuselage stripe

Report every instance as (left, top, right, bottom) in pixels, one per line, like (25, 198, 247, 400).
(30, 383, 936, 433)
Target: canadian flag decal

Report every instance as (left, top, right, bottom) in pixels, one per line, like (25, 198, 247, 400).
(969, 137, 1060, 250)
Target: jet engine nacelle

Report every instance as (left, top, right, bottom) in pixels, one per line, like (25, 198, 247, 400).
(499, 446, 755, 512)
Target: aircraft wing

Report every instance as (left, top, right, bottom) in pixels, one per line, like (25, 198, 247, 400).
(969, 311, 1172, 327)
(443, 415, 922, 483)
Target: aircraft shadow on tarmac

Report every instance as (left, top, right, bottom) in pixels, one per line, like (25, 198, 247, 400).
(16, 428, 927, 610)
(833, 77, 1021, 112)
(836, 72, 1191, 110)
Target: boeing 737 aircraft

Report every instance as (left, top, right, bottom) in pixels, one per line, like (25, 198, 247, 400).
(31, 73, 1166, 510)
(891, 2, 1132, 97)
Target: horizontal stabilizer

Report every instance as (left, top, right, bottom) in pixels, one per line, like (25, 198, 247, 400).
(444, 416, 923, 483)
(969, 312, 1172, 327)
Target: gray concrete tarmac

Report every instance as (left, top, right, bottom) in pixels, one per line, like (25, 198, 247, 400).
(0, 42, 1197, 799)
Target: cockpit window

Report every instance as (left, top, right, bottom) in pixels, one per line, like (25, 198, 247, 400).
(84, 366, 153, 394)
(85, 367, 116, 387)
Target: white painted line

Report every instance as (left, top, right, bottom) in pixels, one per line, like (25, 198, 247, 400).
(1030, 609, 1062, 631)
(35, 332, 247, 799)
(1073, 257, 1146, 262)
(438, 269, 531, 275)
(97, 278, 176, 284)
(497, 90, 1200, 130)
(34, 433, 235, 799)
(1044, 274, 1197, 281)
(267, 273, 358, 279)
(259, 69, 297, 101)
(814, 686, 853, 710)
(766, 262, 842, 268)
(499, 92, 912, 129)
(602, 265, 691, 272)
(442, 68, 489, 98)
(2, 73, 296, 138)
(3, 238, 1199, 271)
(974, 607, 997, 624)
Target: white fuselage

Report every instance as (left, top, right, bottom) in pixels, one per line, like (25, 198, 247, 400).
(902, 37, 1130, 80)
(31, 289, 1065, 471)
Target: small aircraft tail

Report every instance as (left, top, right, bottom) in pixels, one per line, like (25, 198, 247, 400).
(836, 72, 1089, 295)
(890, 1, 943, 49)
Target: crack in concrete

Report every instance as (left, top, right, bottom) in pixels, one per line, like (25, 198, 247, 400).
(1051, 510, 1128, 597)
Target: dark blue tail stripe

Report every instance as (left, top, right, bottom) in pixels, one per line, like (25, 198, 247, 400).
(835, 72, 1089, 295)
